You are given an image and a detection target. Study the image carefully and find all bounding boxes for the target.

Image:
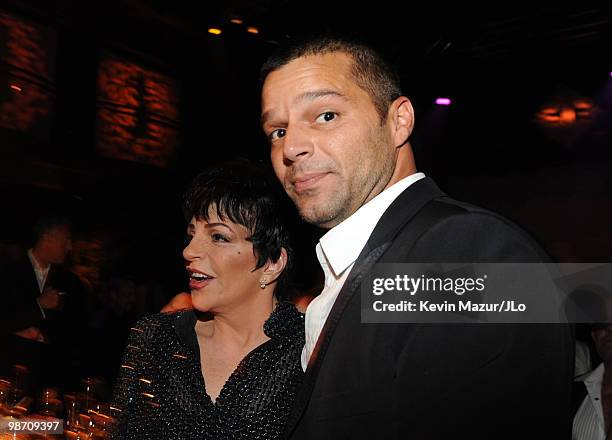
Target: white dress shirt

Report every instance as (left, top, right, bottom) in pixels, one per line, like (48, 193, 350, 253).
(27, 249, 50, 293)
(301, 172, 426, 371)
(575, 340, 593, 378)
(573, 363, 606, 440)
(27, 249, 49, 318)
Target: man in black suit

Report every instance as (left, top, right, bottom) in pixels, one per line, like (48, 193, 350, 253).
(260, 37, 573, 439)
(0, 215, 87, 388)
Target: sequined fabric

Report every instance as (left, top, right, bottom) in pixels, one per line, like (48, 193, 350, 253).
(108, 301, 304, 439)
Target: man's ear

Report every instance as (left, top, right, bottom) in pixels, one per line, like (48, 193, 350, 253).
(388, 96, 415, 148)
(261, 248, 288, 285)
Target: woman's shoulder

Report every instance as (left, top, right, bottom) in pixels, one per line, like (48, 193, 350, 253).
(129, 310, 194, 342)
(264, 301, 305, 342)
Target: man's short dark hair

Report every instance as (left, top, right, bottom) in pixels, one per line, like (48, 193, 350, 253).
(260, 36, 403, 122)
(182, 158, 294, 299)
(32, 215, 71, 244)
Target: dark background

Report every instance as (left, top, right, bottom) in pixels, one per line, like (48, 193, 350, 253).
(0, 0, 610, 381)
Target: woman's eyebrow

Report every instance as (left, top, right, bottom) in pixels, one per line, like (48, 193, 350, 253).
(205, 222, 233, 232)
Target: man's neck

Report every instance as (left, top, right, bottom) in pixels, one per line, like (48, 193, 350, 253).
(30, 248, 51, 270)
(385, 144, 418, 190)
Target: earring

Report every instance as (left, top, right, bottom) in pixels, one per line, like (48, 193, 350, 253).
(260, 279, 267, 289)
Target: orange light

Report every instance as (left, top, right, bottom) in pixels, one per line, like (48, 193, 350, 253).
(247, 26, 259, 34)
(559, 108, 576, 124)
(230, 18, 243, 25)
(208, 28, 222, 35)
(10, 84, 22, 92)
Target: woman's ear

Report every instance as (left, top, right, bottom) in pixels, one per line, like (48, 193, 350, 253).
(261, 248, 288, 285)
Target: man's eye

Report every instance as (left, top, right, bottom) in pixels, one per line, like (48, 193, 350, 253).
(316, 112, 337, 123)
(212, 233, 229, 242)
(269, 128, 286, 141)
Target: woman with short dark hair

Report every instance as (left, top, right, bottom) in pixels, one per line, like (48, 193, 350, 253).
(109, 159, 304, 440)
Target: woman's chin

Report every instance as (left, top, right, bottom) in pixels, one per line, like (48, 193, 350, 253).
(190, 291, 214, 312)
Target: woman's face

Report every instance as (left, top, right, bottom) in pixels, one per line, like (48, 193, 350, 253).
(183, 212, 266, 313)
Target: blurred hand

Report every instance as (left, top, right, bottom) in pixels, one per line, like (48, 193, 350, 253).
(15, 326, 45, 342)
(38, 287, 61, 310)
(161, 292, 193, 313)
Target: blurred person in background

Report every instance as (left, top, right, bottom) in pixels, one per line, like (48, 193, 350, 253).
(0, 215, 88, 390)
(573, 324, 612, 439)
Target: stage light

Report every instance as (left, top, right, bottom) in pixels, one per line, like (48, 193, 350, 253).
(230, 18, 244, 25)
(208, 28, 222, 35)
(247, 26, 259, 34)
(10, 84, 21, 92)
(435, 97, 451, 106)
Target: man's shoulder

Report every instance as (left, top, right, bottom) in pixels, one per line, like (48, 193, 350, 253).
(2, 254, 32, 269)
(0, 255, 34, 279)
(377, 178, 530, 246)
(47, 265, 88, 295)
(424, 196, 521, 227)
(390, 196, 549, 262)
(57, 265, 86, 282)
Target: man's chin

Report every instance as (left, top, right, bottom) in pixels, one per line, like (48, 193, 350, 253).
(297, 204, 341, 229)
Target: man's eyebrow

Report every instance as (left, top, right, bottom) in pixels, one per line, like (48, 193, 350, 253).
(296, 89, 347, 103)
(261, 89, 348, 126)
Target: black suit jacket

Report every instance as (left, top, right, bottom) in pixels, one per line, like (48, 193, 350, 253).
(1, 256, 46, 333)
(286, 177, 573, 440)
(0, 255, 89, 387)
(1, 255, 88, 344)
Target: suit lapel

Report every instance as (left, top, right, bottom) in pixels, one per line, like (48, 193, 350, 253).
(284, 177, 447, 437)
(23, 257, 43, 296)
(44, 264, 55, 291)
(283, 242, 390, 438)
(305, 241, 391, 372)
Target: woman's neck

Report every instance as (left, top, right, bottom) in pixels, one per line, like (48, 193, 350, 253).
(196, 296, 277, 349)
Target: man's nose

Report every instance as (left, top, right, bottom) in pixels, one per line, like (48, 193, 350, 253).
(283, 125, 314, 163)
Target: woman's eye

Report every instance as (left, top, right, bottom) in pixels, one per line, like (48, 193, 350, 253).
(212, 233, 229, 242)
(269, 128, 286, 141)
(316, 112, 337, 123)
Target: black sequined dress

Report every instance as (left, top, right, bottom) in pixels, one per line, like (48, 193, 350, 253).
(108, 301, 304, 439)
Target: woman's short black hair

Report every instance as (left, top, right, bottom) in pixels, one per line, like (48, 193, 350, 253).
(182, 158, 294, 299)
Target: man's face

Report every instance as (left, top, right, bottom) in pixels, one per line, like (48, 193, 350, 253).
(43, 225, 72, 264)
(261, 52, 399, 229)
(592, 324, 612, 362)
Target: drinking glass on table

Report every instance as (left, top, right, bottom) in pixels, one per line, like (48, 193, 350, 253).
(81, 377, 107, 412)
(64, 392, 86, 431)
(0, 378, 14, 411)
(37, 387, 63, 417)
(12, 364, 28, 402)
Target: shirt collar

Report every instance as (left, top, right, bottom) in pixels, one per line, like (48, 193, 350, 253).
(581, 362, 605, 385)
(27, 249, 50, 273)
(318, 172, 425, 277)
